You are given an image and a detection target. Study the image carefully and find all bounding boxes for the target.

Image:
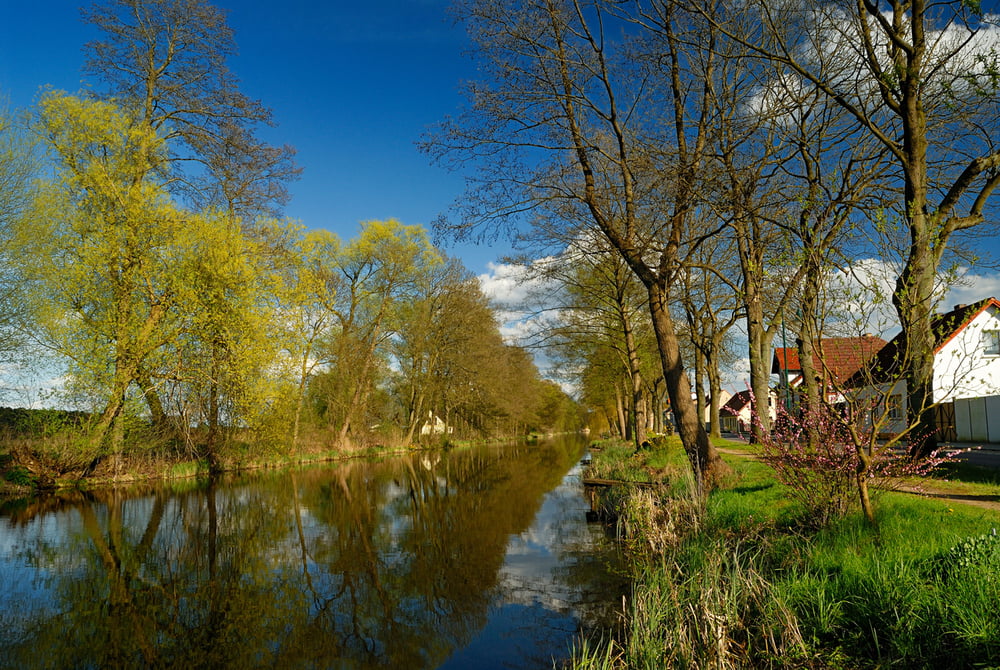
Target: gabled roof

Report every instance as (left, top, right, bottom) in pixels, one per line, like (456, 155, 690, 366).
(720, 390, 752, 416)
(848, 297, 1000, 386)
(772, 335, 888, 384)
(931, 297, 1000, 353)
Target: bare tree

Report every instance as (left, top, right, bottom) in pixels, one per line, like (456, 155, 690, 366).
(696, 0, 1000, 456)
(426, 0, 732, 489)
(83, 0, 299, 219)
(539, 237, 654, 447)
(678, 237, 741, 439)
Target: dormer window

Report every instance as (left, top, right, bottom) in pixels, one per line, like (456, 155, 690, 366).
(984, 329, 1000, 356)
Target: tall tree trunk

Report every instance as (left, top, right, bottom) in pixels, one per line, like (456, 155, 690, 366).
(614, 384, 627, 439)
(652, 377, 665, 434)
(735, 214, 778, 442)
(291, 337, 317, 454)
(137, 369, 168, 433)
(895, 242, 938, 458)
(797, 257, 824, 449)
(707, 353, 723, 439)
(622, 310, 647, 447)
(339, 348, 374, 443)
(204, 338, 223, 473)
(86, 366, 133, 474)
(745, 289, 775, 442)
(895, 66, 940, 458)
(620, 378, 633, 442)
(647, 282, 729, 491)
(694, 345, 707, 435)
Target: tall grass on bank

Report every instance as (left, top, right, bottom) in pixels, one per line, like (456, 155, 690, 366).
(574, 437, 1000, 669)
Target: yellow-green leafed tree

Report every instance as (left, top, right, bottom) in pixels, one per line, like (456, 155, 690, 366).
(0, 99, 37, 365)
(164, 213, 294, 465)
(18, 91, 191, 466)
(278, 228, 342, 451)
(315, 219, 442, 445)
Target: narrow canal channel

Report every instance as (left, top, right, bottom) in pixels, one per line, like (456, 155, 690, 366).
(0, 436, 625, 668)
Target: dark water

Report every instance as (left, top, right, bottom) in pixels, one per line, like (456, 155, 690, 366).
(0, 437, 625, 669)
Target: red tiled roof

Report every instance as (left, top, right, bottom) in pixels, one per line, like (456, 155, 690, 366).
(772, 335, 888, 383)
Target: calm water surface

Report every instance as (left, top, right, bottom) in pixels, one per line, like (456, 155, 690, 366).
(0, 437, 625, 668)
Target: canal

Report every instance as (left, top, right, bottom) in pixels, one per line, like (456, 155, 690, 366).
(0, 436, 625, 668)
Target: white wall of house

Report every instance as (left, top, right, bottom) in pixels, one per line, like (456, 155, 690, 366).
(419, 412, 452, 436)
(934, 304, 1000, 402)
(705, 390, 732, 424)
(722, 404, 755, 433)
(720, 392, 778, 433)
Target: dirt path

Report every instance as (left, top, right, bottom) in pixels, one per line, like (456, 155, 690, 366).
(716, 447, 1000, 514)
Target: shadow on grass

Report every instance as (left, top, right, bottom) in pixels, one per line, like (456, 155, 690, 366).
(939, 461, 1000, 486)
(912, 490, 1000, 505)
(728, 483, 775, 495)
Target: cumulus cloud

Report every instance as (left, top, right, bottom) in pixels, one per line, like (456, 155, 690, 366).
(478, 259, 558, 305)
(826, 259, 1000, 337)
(746, 6, 1000, 125)
(478, 258, 563, 345)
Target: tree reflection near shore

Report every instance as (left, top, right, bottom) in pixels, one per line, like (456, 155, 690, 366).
(0, 438, 624, 669)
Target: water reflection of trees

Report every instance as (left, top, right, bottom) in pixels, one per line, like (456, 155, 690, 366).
(0, 438, 616, 668)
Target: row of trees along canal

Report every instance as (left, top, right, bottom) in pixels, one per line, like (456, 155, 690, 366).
(423, 0, 1000, 492)
(0, 0, 580, 481)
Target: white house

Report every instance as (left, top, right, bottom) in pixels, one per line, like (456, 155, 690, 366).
(705, 389, 731, 427)
(419, 412, 453, 436)
(847, 297, 1000, 438)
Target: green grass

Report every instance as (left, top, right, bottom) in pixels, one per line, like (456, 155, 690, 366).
(576, 437, 1000, 669)
(167, 460, 210, 478)
(586, 440, 655, 483)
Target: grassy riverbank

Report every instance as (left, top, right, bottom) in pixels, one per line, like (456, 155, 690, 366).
(577, 437, 1000, 669)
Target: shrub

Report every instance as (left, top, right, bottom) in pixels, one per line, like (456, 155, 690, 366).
(929, 528, 1000, 581)
(757, 405, 957, 526)
(3, 466, 34, 487)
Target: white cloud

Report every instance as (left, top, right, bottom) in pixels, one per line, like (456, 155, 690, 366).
(747, 6, 1000, 125)
(478, 258, 563, 345)
(478, 258, 559, 306)
(944, 271, 1000, 308)
(827, 259, 1000, 337)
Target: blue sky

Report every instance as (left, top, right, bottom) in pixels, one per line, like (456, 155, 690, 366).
(0, 0, 506, 273)
(5, 1, 1000, 395)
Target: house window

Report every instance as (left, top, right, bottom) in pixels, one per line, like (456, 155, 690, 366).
(886, 394, 903, 421)
(984, 330, 1000, 356)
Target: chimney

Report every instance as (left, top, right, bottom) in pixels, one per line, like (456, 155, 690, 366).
(954, 303, 968, 312)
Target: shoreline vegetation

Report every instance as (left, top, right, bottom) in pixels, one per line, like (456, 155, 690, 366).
(576, 436, 1000, 669)
(0, 406, 534, 500)
(0, 439, 428, 499)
